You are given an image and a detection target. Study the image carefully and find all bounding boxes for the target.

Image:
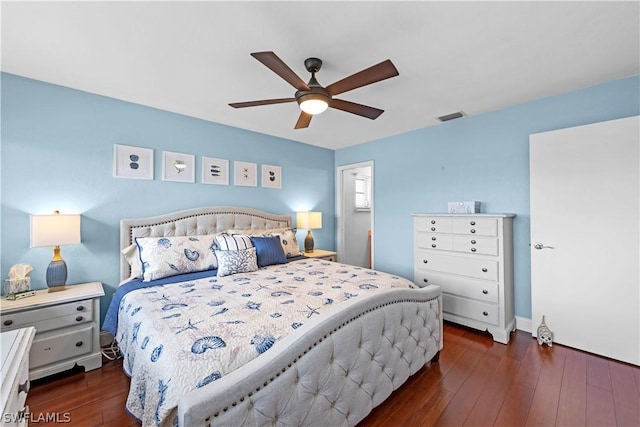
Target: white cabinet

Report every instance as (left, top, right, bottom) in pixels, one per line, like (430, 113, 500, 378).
(1, 327, 35, 426)
(0, 282, 104, 380)
(413, 214, 515, 343)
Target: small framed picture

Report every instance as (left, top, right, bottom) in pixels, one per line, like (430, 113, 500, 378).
(202, 157, 229, 185)
(162, 151, 195, 183)
(261, 165, 282, 189)
(113, 144, 154, 180)
(234, 161, 257, 187)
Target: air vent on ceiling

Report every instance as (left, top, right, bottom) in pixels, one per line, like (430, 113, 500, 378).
(437, 111, 466, 122)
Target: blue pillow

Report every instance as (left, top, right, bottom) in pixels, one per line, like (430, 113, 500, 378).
(250, 236, 287, 267)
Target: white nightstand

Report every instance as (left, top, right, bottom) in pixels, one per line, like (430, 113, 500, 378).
(303, 249, 337, 262)
(1, 327, 35, 426)
(0, 282, 104, 380)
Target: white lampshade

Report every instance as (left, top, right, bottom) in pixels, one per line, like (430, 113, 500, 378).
(30, 213, 81, 247)
(297, 211, 322, 230)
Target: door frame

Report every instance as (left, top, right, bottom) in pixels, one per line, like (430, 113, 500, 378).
(336, 161, 374, 267)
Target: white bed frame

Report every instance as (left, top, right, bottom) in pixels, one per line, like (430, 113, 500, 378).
(120, 206, 442, 426)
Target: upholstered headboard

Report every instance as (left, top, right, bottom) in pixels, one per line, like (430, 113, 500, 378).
(120, 206, 292, 281)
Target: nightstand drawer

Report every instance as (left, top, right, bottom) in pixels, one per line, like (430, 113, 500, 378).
(30, 325, 94, 369)
(1, 299, 93, 333)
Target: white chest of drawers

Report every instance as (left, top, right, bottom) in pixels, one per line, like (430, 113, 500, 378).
(0, 282, 104, 380)
(1, 327, 35, 426)
(413, 214, 515, 343)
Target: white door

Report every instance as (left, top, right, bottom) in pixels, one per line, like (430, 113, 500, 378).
(530, 116, 639, 365)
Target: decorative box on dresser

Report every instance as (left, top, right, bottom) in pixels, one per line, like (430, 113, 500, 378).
(0, 282, 104, 380)
(413, 214, 516, 344)
(1, 327, 35, 426)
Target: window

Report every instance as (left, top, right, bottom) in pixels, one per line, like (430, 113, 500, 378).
(354, 175, 371, 210)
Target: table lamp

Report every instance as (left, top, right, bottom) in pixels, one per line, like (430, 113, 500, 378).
(296, 211, 322, 253)
(30, 210, 81, 292)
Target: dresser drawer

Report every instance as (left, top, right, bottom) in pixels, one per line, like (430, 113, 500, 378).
(415, 233, 453, 250)
(443, 294, 498, 325)
(415, 216, 452, 233)
(1, 299, 93, 333)
(415, 271, 498, 303)
(452, 235, 499, 256)
(415, 250, 499, 281)
(30, 325, 94, 369)
(451, 217, 498, 236)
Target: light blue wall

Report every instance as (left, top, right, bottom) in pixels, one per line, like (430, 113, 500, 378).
(336, 75, 640, 320)
(1, 73, 335, 321)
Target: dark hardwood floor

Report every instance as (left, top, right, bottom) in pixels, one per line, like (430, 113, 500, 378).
(27, 322, 640, 426)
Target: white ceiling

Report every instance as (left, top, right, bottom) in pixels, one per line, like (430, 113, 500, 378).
(2, 1, 639, 150)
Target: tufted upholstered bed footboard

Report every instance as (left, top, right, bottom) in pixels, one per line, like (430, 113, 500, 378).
(178, 285, 442, 426)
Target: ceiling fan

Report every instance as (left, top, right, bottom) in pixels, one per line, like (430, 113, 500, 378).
(229, 51, 399, 129)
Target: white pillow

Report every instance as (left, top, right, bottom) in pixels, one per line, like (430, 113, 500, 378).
(215, 248, 258, 277)
(135, 235, 218, 282)
(121, 243, 142, 280)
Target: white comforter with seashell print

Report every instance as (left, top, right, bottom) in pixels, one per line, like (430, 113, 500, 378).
(115, 258, 423, 426)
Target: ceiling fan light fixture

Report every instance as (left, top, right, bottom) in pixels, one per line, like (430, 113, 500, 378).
(297, 92, 330, 115)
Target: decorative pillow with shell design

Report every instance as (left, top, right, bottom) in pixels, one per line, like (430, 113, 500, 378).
(135, 235, 218, 282)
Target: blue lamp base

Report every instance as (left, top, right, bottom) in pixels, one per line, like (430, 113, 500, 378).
(46, 259, 67, 292)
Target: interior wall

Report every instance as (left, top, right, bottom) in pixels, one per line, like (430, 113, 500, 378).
(335, 74, 640, 321)
(0, 73, 335, 322)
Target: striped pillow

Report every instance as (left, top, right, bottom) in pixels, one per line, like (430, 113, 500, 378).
(215, 234, 253, 251)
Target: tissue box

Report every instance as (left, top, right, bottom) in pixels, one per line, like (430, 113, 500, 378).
(448, 201, 481, 214)
(3, 278, 31, 298)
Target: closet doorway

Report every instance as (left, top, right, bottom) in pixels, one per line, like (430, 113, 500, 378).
(337, 161, 374, 268)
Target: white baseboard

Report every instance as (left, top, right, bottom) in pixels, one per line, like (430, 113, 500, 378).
(515, 316, 532, 333)
(100, 330, 114, 348)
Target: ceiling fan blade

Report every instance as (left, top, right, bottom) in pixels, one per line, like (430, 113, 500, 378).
(325, 59, 399, 96)
(294, 111, 312, 129)
(251, 51, 310, 92)
(329, 99, 384, 120)
(229, 98, 295, 108)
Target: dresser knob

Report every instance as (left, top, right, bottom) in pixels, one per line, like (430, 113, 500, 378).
(18, 380, 30, 394)
(423, 278, 428, 283)
(75, 341, 84, 347)
(470, 229, 476, 234)
(482, 268, 488, 272)
(431, 227, 436, 231)
(470, 221, 476, 225)
(76, 305, 85, 311)
(471, 240, 476, 244)
(76, 316, 84, 322)
(423, 259, 428, 264)
(482, 289, 488, 295)
(483, 311, 488, 316)
(432, 244, 437, 248)
(471, 248, 476, 252)
(431, 220, 436, 224)
(3, 319, 13, 326)
(431, 236, 436, 241)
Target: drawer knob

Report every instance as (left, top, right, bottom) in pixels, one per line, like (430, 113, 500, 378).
(423, 278, 428, 283)
(483, 311, 489, 316)
(470, 221, 476, 225)
(471, 248, 477, 252)
(18, 380, 30, 394)
(431, 227, 436, 231)
(75, 341, 84, 347)
(482, 268, 488, 272)
(432, 244, 437, 248)
(76, 305, 85, 311)
(431, 220, 436, 224)
(3, 319, 13, 326)
(76, 316, 84, 322)
(470, 229, 476, 234)
(471, 240, 476, 244)
(431, 236, 436, 241)
(423, 259, 428, 264)
(482, 289, 488, 295)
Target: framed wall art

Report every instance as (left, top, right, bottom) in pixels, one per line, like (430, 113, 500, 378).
(202, 157, 229, 185)
(261, 164, 282, 189)
(162, 151, 195, 183)
(113, 144, 154, 180)
(234, 161, 257, 187)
